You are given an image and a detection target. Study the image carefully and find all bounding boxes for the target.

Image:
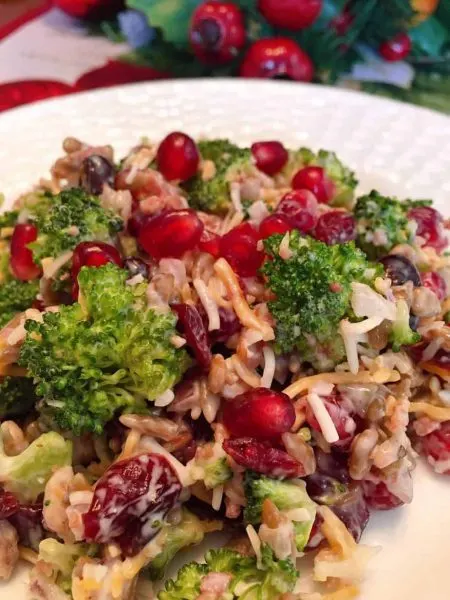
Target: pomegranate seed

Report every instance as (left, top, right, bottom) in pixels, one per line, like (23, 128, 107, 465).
(276, 189, 318, 233)
(127, 210, 153, 238)
(251, 141, 288, 176)
(172, 303, 212, 369)
(223, 437, 305, 478)
(0, 488, 19, 519)
(10, 224, 41, 281)
(223, 388, 295, 440)
(421, 271, 447, 301)
(314, 210, 356, 245)
(157, 132, 200, 182)
(198, 229, 221, 257)
(83, 453, 181, 554)
(139, 209, 204, 260)
(292, 166, 335, 204)
(417, 421, 450, 475)
(71, 241, 123, 300)
(379, 32, 412, 62)
(408, 205, 447, 252)
(259, 214, 293, 239)
(305, 395, 356, 447)
(362, 480, 404, 510)
(219, 222, 264, 277)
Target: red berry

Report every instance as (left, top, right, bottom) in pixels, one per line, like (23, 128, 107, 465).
(157, 132, 200, 182)
(139, 209, 204, 260)
(251, 141, 289, 176)
(240, 38, 314, 82)
(189, 1, 246, 64)
(198, 229, 221, 257)
(292, 165, 335, 204)
(362, 480, 404, 510)
(223, 388, 295, 440)
(223, 437, 305, 478)
(276, 189, 318, 233)
(127, 210, 152, 238)
(314, 210, 356, 245)
(259, 214, 293, 239)
(305, 395, 356, 447)
(408, 205, 447, 253)
(330, 10, 353, 36)
(258, 0, 322, 30)
(379, 32, 412, 62)
(83, 453, 181, 554)
(172, 303, 212, 369)
(418, 421, 450, 475)
(219, 222, 264, 277)
(421, 271, 447, 301)
(10, 224, 41, 281)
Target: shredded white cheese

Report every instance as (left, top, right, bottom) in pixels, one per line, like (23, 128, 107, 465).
(260, 345, 276, 388)
(246, 524, 262, 568)
(194, 278, 220, 331)
(339, 316, 383, 374)
(212, 485, 224, 511)
(307, 390, 339, 444)
(154, 389, 175, 407)
(139, 437, 193, 486)
(230, 182, 243, 214)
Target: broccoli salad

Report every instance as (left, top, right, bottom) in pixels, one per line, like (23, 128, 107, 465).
(0, 133, 449, 600)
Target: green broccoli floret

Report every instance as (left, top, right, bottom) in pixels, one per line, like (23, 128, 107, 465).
(389, 299, 421, 352)
(148, 509, 222, 580)
(190, 442, 233, 489)
(183, 139, 256, 214)
(0, 376, 37, 420)
(0, 279, 39, 328)
(282, 148, 357, 208)
(19, 264, 190, 435)
(244, 471, 316, 552)
(354, 191, 417, 258)
(159, 546, 297, 600)
(0, 430, 72, 502)
(27, 189, 122, 264)
(0, 210, 19, 229)
(262, 231, 382, 369)
(38, 539, 98, 595)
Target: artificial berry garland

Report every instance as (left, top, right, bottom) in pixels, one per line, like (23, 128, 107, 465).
(53, 0, 450, 113)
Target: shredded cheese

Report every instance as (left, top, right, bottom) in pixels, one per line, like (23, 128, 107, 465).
(231, 354, 261, 388)
(139, 436, 193, 486)
(194, 278, 220, 331)
(409, 401, 450, 422)
(307, 391, 339, 444)
(339, 316, 383, 374)
(246, 524, 262, 568)
(261, 345, 276, 388)
(154, 389, 175, 407)
(212, 485, 224, 511)
(18, 546, 38, 564)
(283, 368, 400, 399)
(230, 182, 243, 214)
(214, 258, 274, 341)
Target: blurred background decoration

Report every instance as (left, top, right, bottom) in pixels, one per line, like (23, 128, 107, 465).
(1, 0, 450, 113)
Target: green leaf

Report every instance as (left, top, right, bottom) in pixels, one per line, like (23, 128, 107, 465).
(127, 0, 202, 47)
(409, 17, 449, 58)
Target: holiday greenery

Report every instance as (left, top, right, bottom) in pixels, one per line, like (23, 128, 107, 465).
(55, 0, 450, 113)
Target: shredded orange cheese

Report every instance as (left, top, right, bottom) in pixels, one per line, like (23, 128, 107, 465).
(214, 258, 274, 341)
(284, 368, 401, 399)
(19, 546, 38, 564)
(409, 401, 450, 422)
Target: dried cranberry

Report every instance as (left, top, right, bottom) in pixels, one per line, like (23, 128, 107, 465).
(292, 166, 335, 204)
(417, 421, 450, 475)
(0, 488, 19, 519)
(71, 241, 123, 299)
(314, 210, 356, 245)
(79, 155, 115, 195)
(276, 189, 318, 233)
(305, 395, 356, 448)
(219, 222, 264, 277)
(421, 271, 447, 301)
(408, 205, 447, 253)
(139, 209, 204, 259)
(172, 303, 212, 369)
(362, 479, 404, 510)
(157, 132, 200, 182)
(198, 229, 221, 257)
(379, 32, 412, 62)
(210, 307, 241, 344)
(10, 223, 41, 281)
(83, 453, 181, 553)
(223, 388, 295, 440)
(259, 214, 293, 239)
(9, 502, 44, 550)
(223, 437, 304, 478)
(251, 141, 288, 176)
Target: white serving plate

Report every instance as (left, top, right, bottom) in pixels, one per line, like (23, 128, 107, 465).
(0, 79, 449, 600)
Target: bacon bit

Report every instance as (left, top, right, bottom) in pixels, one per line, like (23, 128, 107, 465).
(330, 281, 343, 293)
